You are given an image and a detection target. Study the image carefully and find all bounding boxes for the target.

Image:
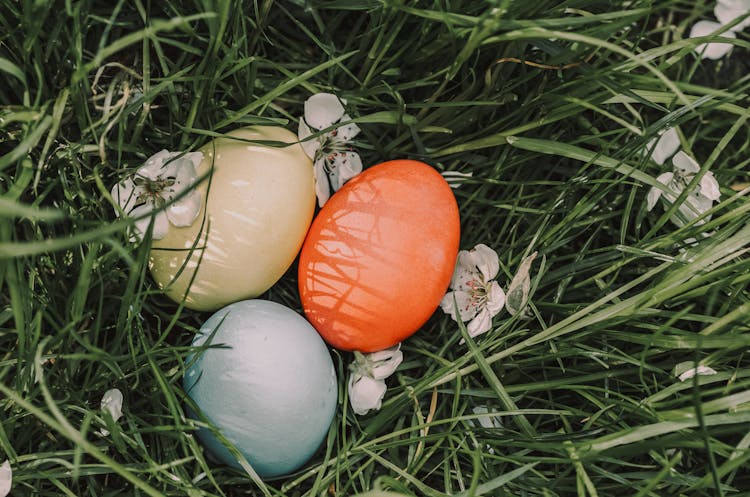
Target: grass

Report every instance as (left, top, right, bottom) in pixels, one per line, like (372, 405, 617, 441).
(2, 0, 750, 495)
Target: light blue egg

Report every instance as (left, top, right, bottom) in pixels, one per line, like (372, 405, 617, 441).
(184, 300, 338, 478)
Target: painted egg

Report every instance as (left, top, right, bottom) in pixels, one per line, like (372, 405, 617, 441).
(183, 299, 338, 479)
(298, 160, 460, 352)
(149, 126, 315, 311)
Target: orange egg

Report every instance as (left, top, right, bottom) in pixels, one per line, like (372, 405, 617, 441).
(298, 160, 460, 352)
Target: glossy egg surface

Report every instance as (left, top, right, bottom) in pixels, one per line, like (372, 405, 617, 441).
(149, 126, 315, 311)
(298, 160, 460, 352)
(184, 299, 338, 479)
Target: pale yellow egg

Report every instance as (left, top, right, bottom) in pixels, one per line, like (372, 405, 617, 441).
(149, 126, 315, 311)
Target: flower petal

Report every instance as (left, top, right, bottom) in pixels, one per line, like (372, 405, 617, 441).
(367, 344, 403, 380)
(472, 406, 503, 429)
(130, 204, 169, 241)
(348, 374, 387, 415)
(314, 157, 331, 208)
(466, 308, 493, 338)
(689, 20, 736, 60)
(675, 361, 718, 382)
(700, 172, 721, 201)
(442, 170, 474, 189)
(440, 290, 479, 322)
(304, 93, 347, 130)
(451, 250, 480, 291)
(0, 460, 10, 497)
(649, 128, 680, 165)
(506, 252, 538, 317)
(138, 149, 173, 179)
(101, 388, 124, 422)
(167, 192, 202, 227)
(672, 151, 700, 176)
(715, 0, 750, 30)
(485, 280, 506, 316)
(329, 151, 362, 191)
(468, 244, 500, 282)
(646, 186, 662, 212)
(111, 177, 140, 216)
(337, 113, 361, 141)
(297, 118, 320, 159)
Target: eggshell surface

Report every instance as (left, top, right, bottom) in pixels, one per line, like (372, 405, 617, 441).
(184, 300, 338, 479)
(149, 126, 315, 311)
(298, 160, 460, 352)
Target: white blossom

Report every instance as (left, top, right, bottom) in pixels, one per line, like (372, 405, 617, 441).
(441, 244, 506, 338)
(646, 151, 721, 227)
(0, 461, 10, 497)
(298, 93, 362, 207)
(348, 344, 403, 415)
(689, 20, 737, 60)
(111, 150, 203, 241)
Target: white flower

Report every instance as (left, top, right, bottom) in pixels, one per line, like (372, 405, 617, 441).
(689, 20, 737, 60)
(0, 461, 10, 497)
(440, 244, 506, 338)
(100, 388, 124, 435)
(715, 0, 750, 31)
(646, 151, 721, 227)
(348, 344, 403, 415)
(111, 150, 203, 241)
(645, 128, 680, 166)
(298, 93, 362, 207)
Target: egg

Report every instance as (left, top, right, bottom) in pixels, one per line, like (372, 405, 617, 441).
(298, 159, 460, 352)
(149, 126, 315, 311)
(183, 299, 338, 479)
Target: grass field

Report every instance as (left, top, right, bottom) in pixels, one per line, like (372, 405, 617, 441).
(2, 1, 750, 496)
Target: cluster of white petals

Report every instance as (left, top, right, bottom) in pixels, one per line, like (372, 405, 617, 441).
(688, 0, 750, 59)
(298, 93, 362, 207)
(0, 461, 10, 497)
(647, 151, 721, 227)
(348, 344, 403, 415)
(441, 244, 507, 339)
(111, 150, 203, 241)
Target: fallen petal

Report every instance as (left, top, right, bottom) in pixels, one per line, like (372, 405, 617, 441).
(314, 157, 331, 208)
(648, 128, 680, 165)
(166, 192, 202, 227)
(348, 374, 387, 415)
(700, 172, 721, 201)
(472, 406, 503, 429)
(506, 252, 538, 316)
(689, 20, 736, 60)
(0, 460, 10, 497)
(101, 388, 124, 422)
(485, 280, 506, 316)
(304, 93, 347, 130)
(111, 177, 139, 216)
(715, 0, 750, 31)
(297, 118, 320, 159)
(675, 363, 718, 381)
(441, 170, 474, 188)
(466, 308, 493, 338)
(468, 244, 500, 282)
(337, 113, 361, 141)
(672, 151, 700, 176)
(330, 151, 363, 191)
